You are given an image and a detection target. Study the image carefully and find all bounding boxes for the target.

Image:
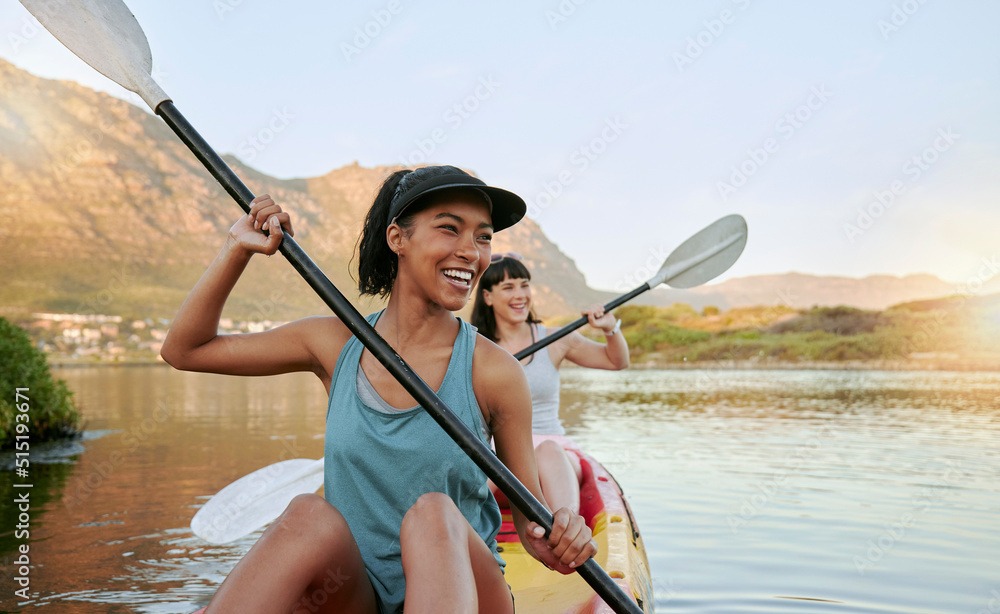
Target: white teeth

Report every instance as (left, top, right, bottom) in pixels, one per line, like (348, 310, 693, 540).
(443, 269, 472, 282)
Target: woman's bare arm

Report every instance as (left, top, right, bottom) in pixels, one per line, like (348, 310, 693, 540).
(160, 196, 349, 384)
(559, 304, 629, 370)
(474, 339, 597, 572)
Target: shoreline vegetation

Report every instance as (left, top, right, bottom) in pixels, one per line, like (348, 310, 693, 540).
(0, 295, 1000, 449)
(0, 317, 82, 450)
(38, 357, 1000, 372)
(3, 294, 998, 446)
(6, 291, 1000, 372)
(565, 295, 1000, 373)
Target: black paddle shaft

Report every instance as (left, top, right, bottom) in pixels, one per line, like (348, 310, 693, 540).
(513, 283, 648, 361)
(154, 101, 643, 614)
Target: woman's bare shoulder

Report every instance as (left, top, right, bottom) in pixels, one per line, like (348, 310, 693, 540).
(471, 333, 532, 440)
(472, 334, 529, 396)
(294, 315, 354, 369)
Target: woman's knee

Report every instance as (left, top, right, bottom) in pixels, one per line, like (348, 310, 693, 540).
(401, 492, 464, 541)
(535, 439, 566, 464)
(274, 494, 352, 552)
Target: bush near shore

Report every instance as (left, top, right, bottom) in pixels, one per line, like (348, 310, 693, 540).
(561, 295, 1000, 366)
(0, 317, 81, 450)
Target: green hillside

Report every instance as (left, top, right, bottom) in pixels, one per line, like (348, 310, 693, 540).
(567, 294, 1000, 368)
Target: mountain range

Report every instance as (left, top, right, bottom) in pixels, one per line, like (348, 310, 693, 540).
(642, 271, 999, 312)
(1, 58, 992, 322)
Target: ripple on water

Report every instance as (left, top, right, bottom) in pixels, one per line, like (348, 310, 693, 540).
(11, 366, 998, 613)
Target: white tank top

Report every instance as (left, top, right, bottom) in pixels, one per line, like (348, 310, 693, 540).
(522, 324, 564, 435)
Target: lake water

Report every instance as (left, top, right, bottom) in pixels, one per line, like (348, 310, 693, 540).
(2, 366, 998, 613)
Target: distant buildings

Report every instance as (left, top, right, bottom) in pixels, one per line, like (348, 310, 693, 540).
(20, 312, 286, 363)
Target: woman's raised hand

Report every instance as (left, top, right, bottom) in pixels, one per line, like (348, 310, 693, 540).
(582, 303, 617, 335)
(525, 508, 598, 574)
(228, 194, 295, 255)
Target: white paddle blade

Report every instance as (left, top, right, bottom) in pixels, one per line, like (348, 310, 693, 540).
(191, 458, 325, 545)
(19, 0, 169, 109)
(648, 214, 748, 289)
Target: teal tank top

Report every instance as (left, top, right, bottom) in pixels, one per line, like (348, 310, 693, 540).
(324, 311, 503, 614)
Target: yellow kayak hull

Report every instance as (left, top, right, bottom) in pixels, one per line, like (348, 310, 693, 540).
(495, 436, 653, 613)
(192, 437, 653, 613)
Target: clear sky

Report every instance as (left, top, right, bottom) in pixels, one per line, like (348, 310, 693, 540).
(2, 0, 998, 291)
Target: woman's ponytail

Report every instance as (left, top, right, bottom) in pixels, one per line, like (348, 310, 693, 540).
(356, 170, 410, 297)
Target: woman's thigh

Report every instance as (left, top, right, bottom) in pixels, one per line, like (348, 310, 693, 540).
(208, 494, 378, 614)
(466, 517, 514, 614)
(400, 492, 513, 614)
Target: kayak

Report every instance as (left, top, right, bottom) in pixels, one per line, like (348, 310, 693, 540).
(191, 436, 652, 613)
(494, 435, 653, 613)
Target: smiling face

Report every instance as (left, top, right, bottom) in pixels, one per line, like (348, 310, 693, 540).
(389, 190, 493, 312)
(482, 273, 533, 325)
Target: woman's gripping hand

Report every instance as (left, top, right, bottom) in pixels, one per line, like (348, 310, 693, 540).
(525, 507, 598, 574)
(228, 194, 295, 255)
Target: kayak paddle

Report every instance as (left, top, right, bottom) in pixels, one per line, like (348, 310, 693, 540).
(20, 1, 642, 611)
(191, 458, 324, 545)
(191, 215, 748, 543)
(514, 213, 748, 360)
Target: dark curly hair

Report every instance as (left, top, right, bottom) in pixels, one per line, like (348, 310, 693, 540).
(355, 170, 412, 298)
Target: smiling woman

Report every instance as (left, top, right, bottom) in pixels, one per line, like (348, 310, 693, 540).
(470, 256, 630, 515)
(159, 164, 605, 614)
(357, 166, 526, 300)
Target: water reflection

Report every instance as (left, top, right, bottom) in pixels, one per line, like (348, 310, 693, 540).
(558, 369, 999, 613)
(0, 366, 997, 613)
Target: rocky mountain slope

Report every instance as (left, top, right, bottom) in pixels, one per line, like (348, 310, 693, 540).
(645, 272, 995, 312)
(0, 59, 601, 321)
(1, 59, 986, 322)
